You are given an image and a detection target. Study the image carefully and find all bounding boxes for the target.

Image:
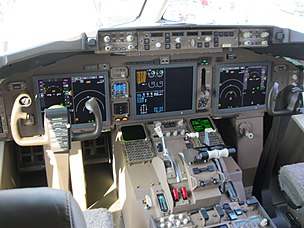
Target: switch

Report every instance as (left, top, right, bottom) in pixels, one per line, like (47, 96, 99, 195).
(181, 187, 188, 200)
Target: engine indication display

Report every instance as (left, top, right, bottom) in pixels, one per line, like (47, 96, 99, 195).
(34, 72, 110, 131)
(214, 63, 270, 114)
(131, 64, 197, 118)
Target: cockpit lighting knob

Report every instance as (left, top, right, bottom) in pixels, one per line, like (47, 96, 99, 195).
(105, 45, 111, 51)
(126, 34, 134, 42)
(155, 42, 162, 48)
(103, 35, 111, 43)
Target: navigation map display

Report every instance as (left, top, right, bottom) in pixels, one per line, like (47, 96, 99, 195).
(34, 72, 110, 130)
(214, 63, 270, 114)
(131, 63, 197, 118)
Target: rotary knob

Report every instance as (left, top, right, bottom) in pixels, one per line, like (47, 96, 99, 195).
(242, 32, 252, 38)
(260, 32, 270, 38)
(126, 34, 134, 42)
(103, 35, 111, 43)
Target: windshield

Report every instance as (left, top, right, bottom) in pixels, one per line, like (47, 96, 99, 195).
(164, 0, 304, 32)
(0, 0, 144, 56)
(1, 0, 304, 57)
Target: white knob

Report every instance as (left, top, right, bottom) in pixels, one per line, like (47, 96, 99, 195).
(243, 32, 252, 38)
(245, 132, 254, 139)
(175, 220, 181, 227)
(292, 74, 298, 80)
(178, 214, 183, 220)
(173, 131, 178, 137)
(205, 36, 211, 42)
(160, 223, 165, 228)
(175, 37, 181, 43)
(126, 34, 134, 42)
(261, 40, 268, 45)
(183, 218, 189, 225)
(128, 45, 134, 50)
(167, 222, 173, 228)
(260, 218, 269, 227)
(160, 217, 165, 223)
(244, 41, 251, 46)
(156, 42, 162, 48)
(260, 32, 270, 38)
(105, 45, 111, 51)
(180, 130, 185, 136)
(169, 214, 175, 222)
(166, 132, 171, 137)
(103, 35, 110, 43)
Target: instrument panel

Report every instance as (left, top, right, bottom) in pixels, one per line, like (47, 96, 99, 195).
(33, 72, 110, 132)
(0, 25, 300, 139)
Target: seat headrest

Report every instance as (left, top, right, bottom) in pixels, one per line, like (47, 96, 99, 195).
(0, 187, 87, 228)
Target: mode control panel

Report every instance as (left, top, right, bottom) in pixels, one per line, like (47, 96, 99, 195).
(97, 27, 272, 54)
(98, 31, 137, 53)
(137, 29, 239, 51)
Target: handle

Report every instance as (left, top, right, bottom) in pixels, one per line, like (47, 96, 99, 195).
(72, 97, 103, 141)
(266, 82, 300, 116)
(11, 94, 49, 146)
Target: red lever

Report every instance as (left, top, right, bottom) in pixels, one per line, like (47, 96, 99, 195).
(172, 188, 179, 201)
(181, 187, 188, 200)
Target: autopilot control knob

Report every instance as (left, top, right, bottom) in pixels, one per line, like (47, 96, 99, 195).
(205, 36, 212, 42)
(175, 37, 181, 43)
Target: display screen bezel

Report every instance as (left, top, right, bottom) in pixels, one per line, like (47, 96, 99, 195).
(33, 71, 110, 133)
(213, 62, 271, 114)
(130, 63, 197, 119)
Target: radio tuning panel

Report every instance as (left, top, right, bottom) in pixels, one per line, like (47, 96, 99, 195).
(110, 67, 130, 122)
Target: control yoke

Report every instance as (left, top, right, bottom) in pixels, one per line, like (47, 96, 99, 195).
(11, 94, 103, 146)
(267, 82, 302, 116)
(72, 97, 103, 142)
(11, 94, 49, 146)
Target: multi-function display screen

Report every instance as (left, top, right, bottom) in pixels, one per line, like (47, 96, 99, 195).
(190, 118, 214, 132)
(34, 72, 110, 130)
(131, 64, 196, 118)
(214, 63, 270, 113)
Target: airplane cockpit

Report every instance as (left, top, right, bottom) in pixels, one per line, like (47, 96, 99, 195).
(1, 0, 304, 227)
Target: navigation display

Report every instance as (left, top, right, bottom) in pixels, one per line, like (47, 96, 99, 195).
(214, 63, 270, 114)
(131, 63, 197, 118)
(34, 72, 110, 130)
